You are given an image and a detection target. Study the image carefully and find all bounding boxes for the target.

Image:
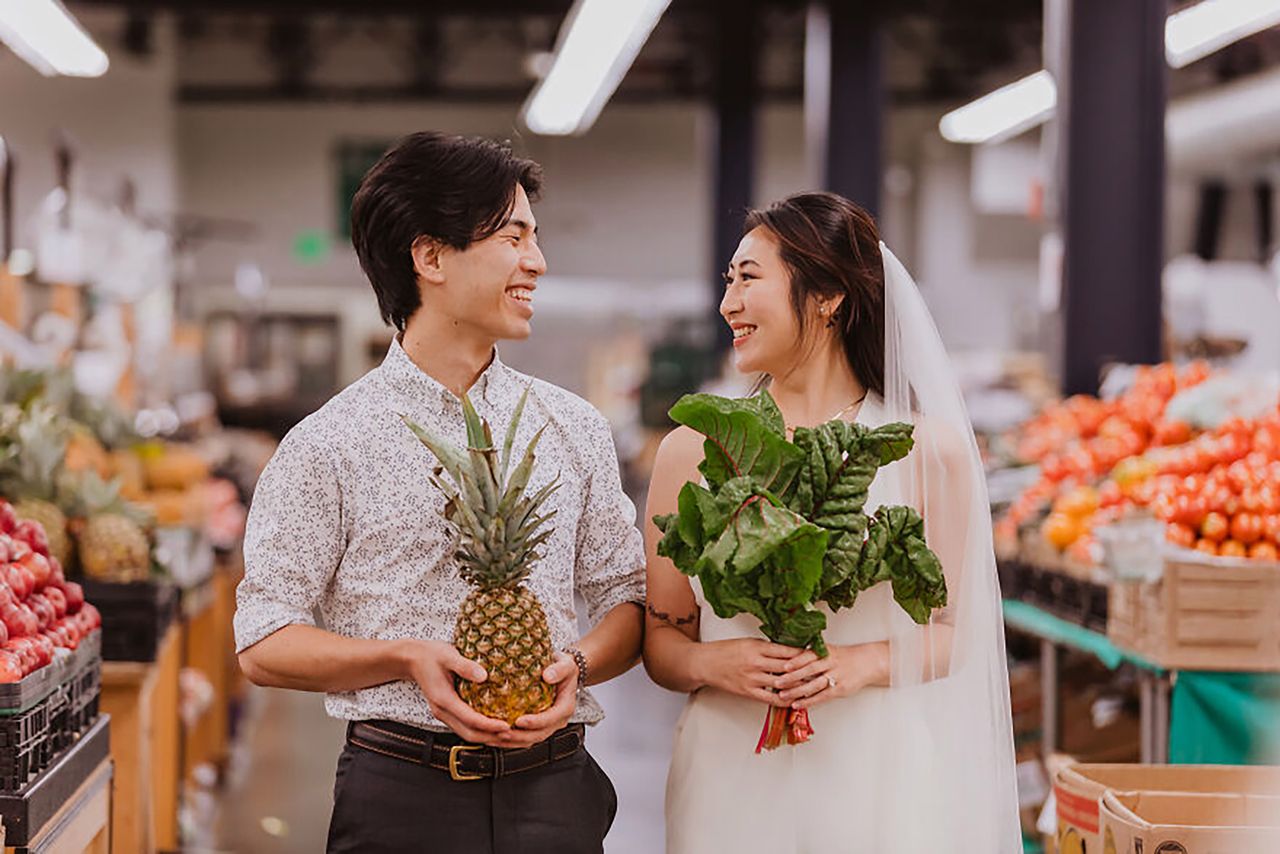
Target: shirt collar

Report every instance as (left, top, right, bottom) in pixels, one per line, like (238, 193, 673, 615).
(380, 336, 512, 407)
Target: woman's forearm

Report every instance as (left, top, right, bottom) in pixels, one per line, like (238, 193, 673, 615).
(643, 623, 707, 694)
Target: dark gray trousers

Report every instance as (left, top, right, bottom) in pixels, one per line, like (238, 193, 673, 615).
(325, 732, 618, 853)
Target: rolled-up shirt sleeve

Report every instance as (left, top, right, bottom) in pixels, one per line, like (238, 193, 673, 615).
(573, 414, 646, 626)
(234, 425, 345, 653)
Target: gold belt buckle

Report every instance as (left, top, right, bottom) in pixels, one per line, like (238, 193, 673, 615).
(448, 744, 485, 781)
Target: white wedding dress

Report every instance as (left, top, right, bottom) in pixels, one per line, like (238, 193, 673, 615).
(664, 394, 955, 854)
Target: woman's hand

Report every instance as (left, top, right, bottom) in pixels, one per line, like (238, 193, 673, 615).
(694, 638, 804, 704)
(774, 642, 890, 710)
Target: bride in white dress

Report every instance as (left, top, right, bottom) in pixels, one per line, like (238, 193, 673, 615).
(643, 193, 1021, 853)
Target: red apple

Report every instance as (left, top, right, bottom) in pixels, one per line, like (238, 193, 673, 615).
(17, 552, 49, 589)
(81, 602, 101, 629)
(0, 502, 15, 535)
(0, 649, 22, 682)
(43, 586, 66, 619)
(12, 520, 48, 558)
(4, 565, 33, 600)
(27, 594, 53, 631)
(62, 581, 84, 615)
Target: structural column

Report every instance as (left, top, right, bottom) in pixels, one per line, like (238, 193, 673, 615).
(709, 0, 758, 353)
(1060, 0, 1166, 394)
(806, 1, 884, 216)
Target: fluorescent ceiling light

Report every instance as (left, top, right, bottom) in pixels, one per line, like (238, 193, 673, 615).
(1166, 0, 1280, 68)
(0, 0, 109, 78)
(938, 71, 1057, 144)
(522, 0, 671, 136)
(940, 0, 1280, 144)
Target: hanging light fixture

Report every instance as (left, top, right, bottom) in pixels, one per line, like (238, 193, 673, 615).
(0, 0, 109, 78)
(522, 0, 671, 136)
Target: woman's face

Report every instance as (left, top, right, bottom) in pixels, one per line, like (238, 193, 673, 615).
(720, 226, 823, 376)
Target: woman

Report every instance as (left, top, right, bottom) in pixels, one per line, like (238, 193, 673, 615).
(643, 193, 1021, 853)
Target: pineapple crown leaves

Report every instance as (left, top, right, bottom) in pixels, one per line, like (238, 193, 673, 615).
(400, 385, 561, 588)
(0, 403, 71, 501)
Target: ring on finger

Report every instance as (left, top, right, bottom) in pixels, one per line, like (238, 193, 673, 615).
(826, 675, 837, 690)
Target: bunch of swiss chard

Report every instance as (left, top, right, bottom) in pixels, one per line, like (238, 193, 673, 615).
(653, 391, 947, 751)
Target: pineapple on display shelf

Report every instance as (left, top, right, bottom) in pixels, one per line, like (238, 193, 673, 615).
(402, 388, 560, 726)
(70, 472, 153, 583)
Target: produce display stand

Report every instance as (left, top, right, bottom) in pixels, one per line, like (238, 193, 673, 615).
(0, 717, 110, 853)
(1002, 599, 1172, 764)
(180, 563, 235, 781)
(100, 624, 182, 854)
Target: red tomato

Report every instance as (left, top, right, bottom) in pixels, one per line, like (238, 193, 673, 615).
(1195, 539, 1219, 556)
(1249, 541, 1279, 562)
(1202, 512, 1230, 543)
(1267, 515, 1280, 546)
(1221, 539, 1248, 558)
(1166, 523, 1197, 549)
(1173, 494, 1207, 528)
(1231, 513, 1264, 545)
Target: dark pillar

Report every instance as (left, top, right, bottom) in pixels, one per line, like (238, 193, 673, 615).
(709, 0, 758, 353)
(807, 1, 883, 216)
(1060, 0, 1166, 395)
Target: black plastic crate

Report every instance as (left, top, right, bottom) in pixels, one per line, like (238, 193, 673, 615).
(80, 579, 177, 661)
(0, 715, 110, 847)
(0, 701, 52, 793)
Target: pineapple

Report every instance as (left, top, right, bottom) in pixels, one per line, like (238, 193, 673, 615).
(68, 472, 153, 582)
(77, 514, 151, 582)
(402, 388, 560, 725)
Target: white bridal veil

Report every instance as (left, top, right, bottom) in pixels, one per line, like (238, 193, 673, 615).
(877, 242, 1022, 850)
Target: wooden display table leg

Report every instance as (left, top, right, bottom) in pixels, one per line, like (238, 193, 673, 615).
(152, 625, 182, 851)
(101, 625, 182, 854)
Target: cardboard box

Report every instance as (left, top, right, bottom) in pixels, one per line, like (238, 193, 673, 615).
(1109, 555, 1280, 671)
(1100, 790, 1280, 853)
(1053, 763, 1280, 854)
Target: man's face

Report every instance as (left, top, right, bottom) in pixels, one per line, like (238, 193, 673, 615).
(430, 184, 546, 341)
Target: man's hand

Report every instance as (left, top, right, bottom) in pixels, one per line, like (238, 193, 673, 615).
(401, 639, 512, 747)
(500, 652, 579, 748)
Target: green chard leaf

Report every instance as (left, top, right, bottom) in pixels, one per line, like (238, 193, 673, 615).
(668, 392, 804, 494)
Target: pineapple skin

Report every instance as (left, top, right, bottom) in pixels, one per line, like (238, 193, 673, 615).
(78, 513, 150, 582)
(454, 584, 555, 725)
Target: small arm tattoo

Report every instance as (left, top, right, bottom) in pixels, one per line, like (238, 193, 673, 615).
(647, 602, 697, 627)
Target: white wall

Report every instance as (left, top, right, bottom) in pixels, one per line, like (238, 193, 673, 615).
(177, 102, 712, 290)
(0, 10, 176, 255)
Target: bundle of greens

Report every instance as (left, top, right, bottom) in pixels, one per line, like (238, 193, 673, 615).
(653, 390, 947, 751)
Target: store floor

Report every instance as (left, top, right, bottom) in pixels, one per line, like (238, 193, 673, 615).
(209, 665, 686, 853)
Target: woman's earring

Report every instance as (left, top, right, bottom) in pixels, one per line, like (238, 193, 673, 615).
(824, 307, 836, 329)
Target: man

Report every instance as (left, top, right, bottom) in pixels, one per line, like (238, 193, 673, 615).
(234, 131, 646, 854)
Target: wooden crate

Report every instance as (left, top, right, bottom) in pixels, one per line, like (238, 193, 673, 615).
(1108, 555, 1280, 671)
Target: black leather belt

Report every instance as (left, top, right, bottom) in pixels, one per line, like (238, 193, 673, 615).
(347, 719, 586, 782)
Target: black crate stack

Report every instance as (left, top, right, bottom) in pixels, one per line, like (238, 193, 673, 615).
(0, 630, 103, 794)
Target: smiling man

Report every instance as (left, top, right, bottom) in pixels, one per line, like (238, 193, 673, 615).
(233, 132, 646, 854)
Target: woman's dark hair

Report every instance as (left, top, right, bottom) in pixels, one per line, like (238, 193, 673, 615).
(743, 192, 885, 398)
(350, 131, 543, 331)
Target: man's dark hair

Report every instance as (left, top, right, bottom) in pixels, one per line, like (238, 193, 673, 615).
(350, 131, 543, 331)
